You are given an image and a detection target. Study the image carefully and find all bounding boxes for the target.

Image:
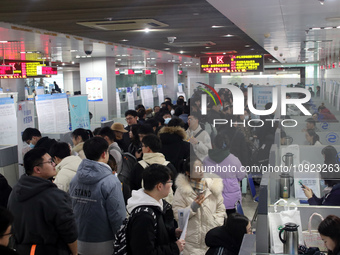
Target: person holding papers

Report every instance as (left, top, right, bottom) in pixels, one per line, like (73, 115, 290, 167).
(172, 157, 225, 255)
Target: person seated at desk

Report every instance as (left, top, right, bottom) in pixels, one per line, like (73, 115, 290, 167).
(305, 129, 322, 146)
(302, 146, 340, 206)
(205, 213, 252, 255)
(318, 215, 340, 255)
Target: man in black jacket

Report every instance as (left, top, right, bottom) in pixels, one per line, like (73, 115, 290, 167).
(7, 148, 78, 255)
(126, 164, 185, 255)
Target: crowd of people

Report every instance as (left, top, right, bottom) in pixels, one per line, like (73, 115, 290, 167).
(0, 86, 339, 255)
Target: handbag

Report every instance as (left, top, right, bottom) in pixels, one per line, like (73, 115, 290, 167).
(303, 213, 327, 251)
(268, 199, 304, 253)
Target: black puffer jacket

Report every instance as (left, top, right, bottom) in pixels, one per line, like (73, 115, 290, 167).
(205, 226, 240, 255)
(158, 126, 192, 170)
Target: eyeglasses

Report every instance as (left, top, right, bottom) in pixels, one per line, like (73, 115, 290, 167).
(36, 159, 55, 166)
(126, 117, 134, 121)
(164, 180, 173, 185)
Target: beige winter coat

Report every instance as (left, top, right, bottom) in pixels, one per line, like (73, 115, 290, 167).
(55, 155, 82, 192)
(172, 173, 226, 255)
(71, 142, 86, 159)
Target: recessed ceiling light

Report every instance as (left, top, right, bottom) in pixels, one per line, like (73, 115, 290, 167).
(223, 52, 226, 54)
(250, 48, 255, 50)
(121, 39, 129, 42)
(180, 51, 183, 54)
(76, 56, 80, 58)
(205, 47, 210, 49)
(311, 27, 321, 30)
(70, 50, 77, 52)
(164, 48, 170, 50)
(71, 61, 75, 64)
(144, 28, 150, 33)
(211, 26, 224, 28)
(319, 0, 324, 5)
(87, 55, 91, 58)
(245, 44, 251, 47)
(223, 34, 234, 37)
(117, 59, 121, 61)
(62, 63, 65, 66)
(81, 56, 86, 58)
(324, 27, 333, 29)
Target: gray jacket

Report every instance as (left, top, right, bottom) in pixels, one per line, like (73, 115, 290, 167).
(69, 159, 126, 255)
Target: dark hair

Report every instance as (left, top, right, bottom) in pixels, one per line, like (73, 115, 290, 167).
(142, 134, 161, 152)
(22, 128, 41, 142)
(83, 137, 109, 161)
(23, 148, 47, 175)
(158, 108, 171, 118)
(153, 105, 160, 111)
(225, 213, 250, 253)
(168, 118, 185, 128)
(165, 97, 172, 102)
(135, 104, 145, 111)
(145, 118, 159, 129)
(143, 164, 171, 191)
(174, 106, 184, 116)
(49, 142, 71, 160)
(318, 103, 326, 112)
(318, 215, 340, 255)
(264, 102, 273, 110)
(188, 111, 201, 122)
(179, 156, 201, 175)
(306, 118, 316, 127)
(93, 127, 102, 136)
(125, 110, 137, 117)
(321, 146, 340, 186)
(108, 154, 117, 173)
(129, 124, 140, 146)
(137, 109, 146, 119)
(176, 98, 185, 106)
(213, 133, 230, 150)
(306, 129, 320, 145)
(0, 207, 14, 236)
(99, 126, 116, 141)
(72, 128, 93, 142)
(138, 124, 154, 136)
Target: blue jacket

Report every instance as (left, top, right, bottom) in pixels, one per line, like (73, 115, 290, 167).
(69, 159, 126, 243)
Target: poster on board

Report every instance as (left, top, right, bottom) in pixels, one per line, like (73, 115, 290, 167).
(127, 87, 135, 110)
(35, 94, 70, 133)
(141, 86, 154, 109)
(157, 85, 164, 104)
(69, 95, 90, 130)
(86, 77, 103, 101)
(0, 98, 17, 145)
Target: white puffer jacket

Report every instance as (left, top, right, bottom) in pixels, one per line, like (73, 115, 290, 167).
(172, 174, 225, 255)
(54, 155, 82, 192)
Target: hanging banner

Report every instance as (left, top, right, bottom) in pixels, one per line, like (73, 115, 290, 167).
(35, 93, 69, 133)
(0, 98, 17, 145)
(116, 88, 121, 118)
(127, 87, 135, 110)
(141, 85, 154, 109)
(86, 77, 103, 101)
(157, 85, 164, 104)
(69, 95, 90, 130)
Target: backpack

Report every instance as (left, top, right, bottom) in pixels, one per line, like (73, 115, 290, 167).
(113, 206, 157, 255)
(111, 147, 137, 202)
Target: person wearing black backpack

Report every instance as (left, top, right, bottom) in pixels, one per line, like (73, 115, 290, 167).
(126, 164, 185, 255)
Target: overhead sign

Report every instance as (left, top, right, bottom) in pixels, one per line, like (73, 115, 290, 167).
(37, 66, 58, 75)
(0, 65, 14, 76)
(0, 60, 55, 78)
(200, 54, 264, 73)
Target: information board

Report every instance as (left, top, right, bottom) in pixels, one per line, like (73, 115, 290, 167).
(200, 54, 264, 73)
(0, 98, 17, 145)
(35, 93, 69, 133)
(0, 60, 55, 78)
(86, 77, 103, 101)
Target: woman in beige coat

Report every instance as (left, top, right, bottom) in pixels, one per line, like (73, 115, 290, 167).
(172, 157, 226, 255)
(71, 128, 93, 159)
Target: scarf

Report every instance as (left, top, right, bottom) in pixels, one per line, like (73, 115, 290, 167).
(189, 177, 206, 194)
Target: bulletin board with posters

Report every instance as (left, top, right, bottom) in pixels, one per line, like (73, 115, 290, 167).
(86, 77, 103, 101)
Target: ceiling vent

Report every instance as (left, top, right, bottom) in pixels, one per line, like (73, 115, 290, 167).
(77, 19, 168, 31)
(164, 41, 216, 47)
